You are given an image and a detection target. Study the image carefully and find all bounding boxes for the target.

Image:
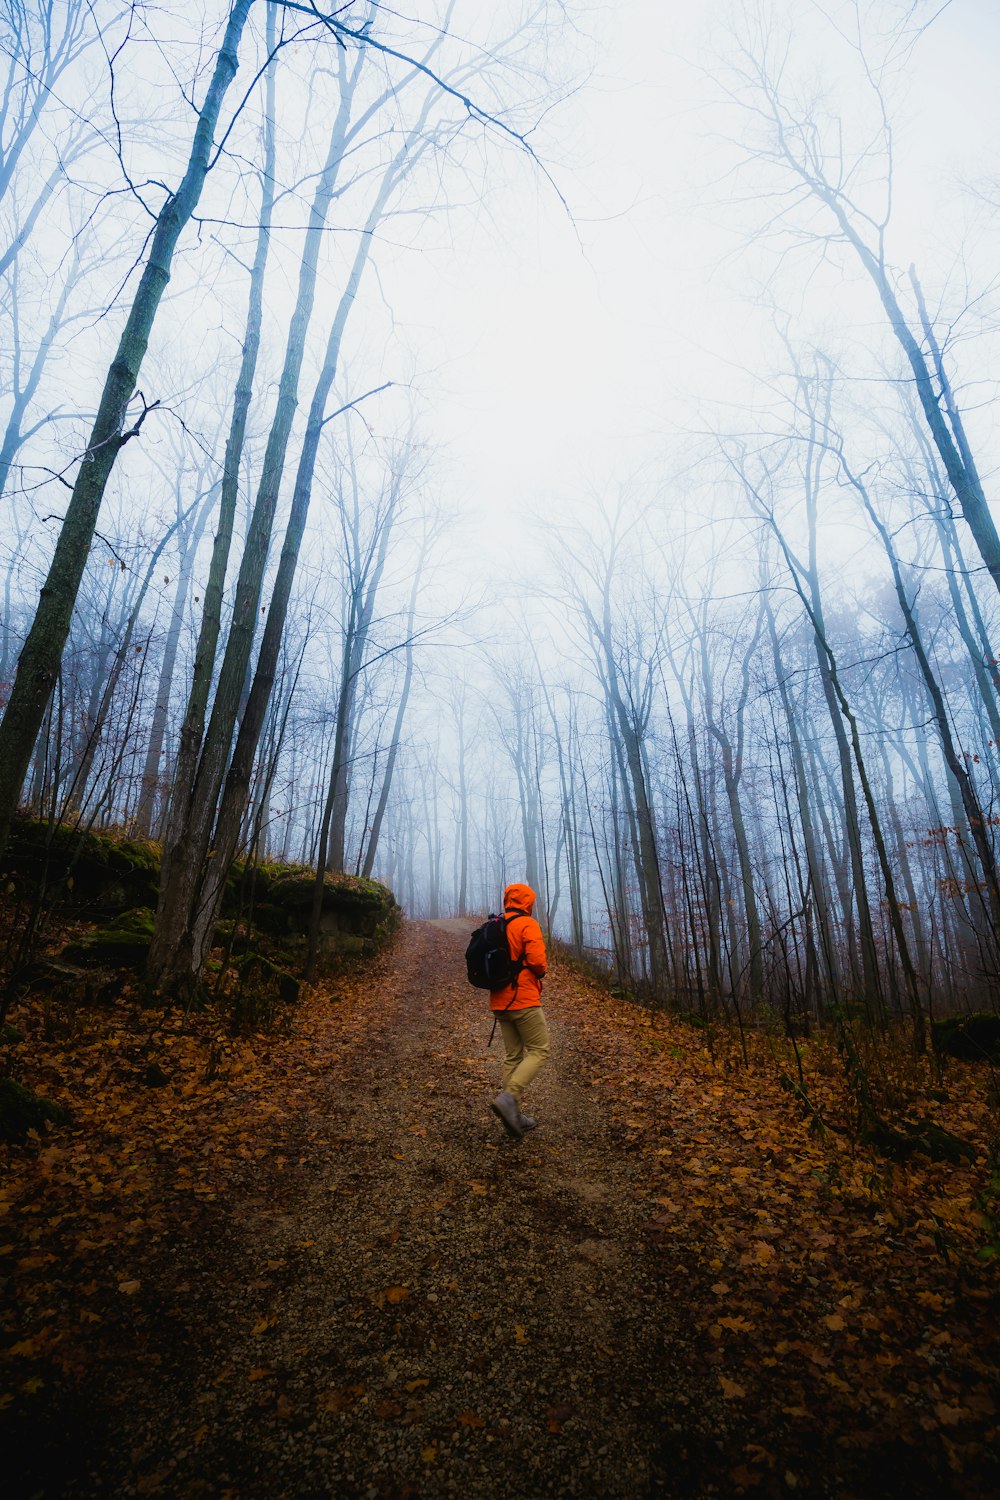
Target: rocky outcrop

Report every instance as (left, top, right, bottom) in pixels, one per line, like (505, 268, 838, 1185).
(2, 818, 160, 913)
(261, 869, 401, 961)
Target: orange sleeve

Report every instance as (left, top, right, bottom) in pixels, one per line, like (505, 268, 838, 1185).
(517, 916, 547, 977)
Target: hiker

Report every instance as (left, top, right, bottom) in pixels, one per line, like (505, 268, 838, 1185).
(489, 881, 549, 1139)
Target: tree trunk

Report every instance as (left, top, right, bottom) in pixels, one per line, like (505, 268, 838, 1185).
(160, 0, 279, 848)
(361, 569, 421, 881)
(134, 486, 215, 836)
(846, 455, 1000, 972)
(0, 0, 254, 856)
(148, 49, 360, 992)
(762, 590, 841, 1004)
(60, 494, 204, 815)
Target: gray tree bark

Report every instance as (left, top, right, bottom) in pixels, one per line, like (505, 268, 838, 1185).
(0, 0, 254, 855)
(148, 36, 363, 992)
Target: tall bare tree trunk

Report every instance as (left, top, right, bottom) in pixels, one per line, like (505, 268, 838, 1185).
(159, 0, 279, 849)
(700, 612, 764, 1008)
(134, 484, 215, 836)
(762, 589, 841, 1004)
(844, 452, 1000, 977)
(0, 0, 254, 855)
(148, 43, 361, 993)
(362, 566, 422, 881)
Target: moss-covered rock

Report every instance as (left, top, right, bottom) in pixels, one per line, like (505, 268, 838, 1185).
(1, 819, 400, 988)
(932, 1012, 1000, 1062)
(60, 907, 155, 968)
(2, 817, 160, 913)
(266, 871, 400, 962)
(274, 876, 398, 918)
(250, 901, 294, 937)
(221, 859, 312, 918)
(0, 1077, 71, 1143)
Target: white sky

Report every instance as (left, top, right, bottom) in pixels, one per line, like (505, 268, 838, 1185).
(6, 0, 1000, 898)
(377, 0, 1000, 540)
(7, 0, 1000, 665)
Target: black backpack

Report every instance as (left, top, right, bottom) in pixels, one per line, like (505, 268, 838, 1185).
(465, 911, 526, 991)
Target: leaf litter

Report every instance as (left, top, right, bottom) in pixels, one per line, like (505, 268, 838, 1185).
(1, 920, 997, 1497)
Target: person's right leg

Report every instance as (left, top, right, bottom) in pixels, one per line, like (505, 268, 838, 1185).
(504, 1007, 549, 1104)
(498, 1015, 525, 1093)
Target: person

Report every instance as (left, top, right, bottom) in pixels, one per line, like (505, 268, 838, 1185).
(489, 881, 549, 1139)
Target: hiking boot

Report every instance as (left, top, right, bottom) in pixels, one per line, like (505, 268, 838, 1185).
(490, 1090, 524, 1139)
(517, 1108, 537, 1131)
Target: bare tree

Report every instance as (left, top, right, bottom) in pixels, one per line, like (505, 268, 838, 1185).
(0, 0, 256, 853)
(727, 2, 1000, 599)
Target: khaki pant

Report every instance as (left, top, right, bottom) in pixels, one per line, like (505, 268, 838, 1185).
(498, 1006, 550, 1103)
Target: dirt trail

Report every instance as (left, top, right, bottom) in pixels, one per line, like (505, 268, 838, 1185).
(15, 920, 723, 1499)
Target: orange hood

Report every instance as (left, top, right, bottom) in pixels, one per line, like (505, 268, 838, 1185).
(503, 882, 536, 916)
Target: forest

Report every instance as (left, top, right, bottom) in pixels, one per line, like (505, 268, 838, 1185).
(1, 2, 998, 1497)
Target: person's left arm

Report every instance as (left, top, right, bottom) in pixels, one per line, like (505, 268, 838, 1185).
(521, 918, 547, 979)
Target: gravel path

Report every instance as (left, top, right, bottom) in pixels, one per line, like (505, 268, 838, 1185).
(22, 920, 726, 1499)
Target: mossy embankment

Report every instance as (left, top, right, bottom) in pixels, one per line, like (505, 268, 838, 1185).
(0, 816, 400, 1140)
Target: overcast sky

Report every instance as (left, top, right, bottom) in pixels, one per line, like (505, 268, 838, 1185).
(374, 0, 1000, 545)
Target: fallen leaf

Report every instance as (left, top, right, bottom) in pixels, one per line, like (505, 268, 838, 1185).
(319, 1385, 363, 1412)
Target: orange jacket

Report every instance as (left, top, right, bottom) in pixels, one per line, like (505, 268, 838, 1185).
(489, 882, 547, 1012)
